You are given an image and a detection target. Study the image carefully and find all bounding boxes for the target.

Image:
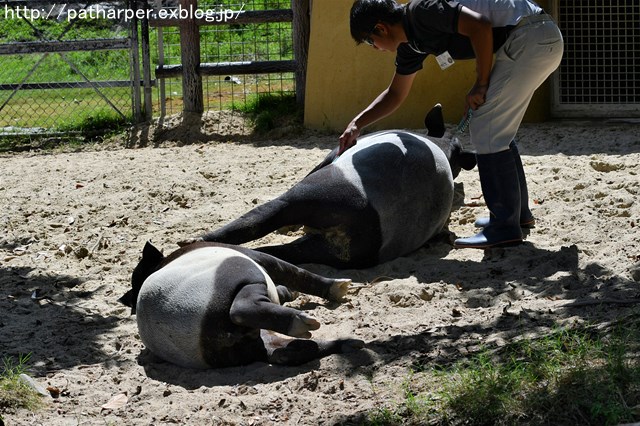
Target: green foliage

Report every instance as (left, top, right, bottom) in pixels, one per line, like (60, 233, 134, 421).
(0, 2, 296, 139)
(363, 317, 640, 425)
(0, 354, 42, 414)
(233, 92, 301, 133)
(158, 21, 293, 65)
(0, 15, 124, 43)
(57, 109, 131, 137)
(366, 407, 404, 425)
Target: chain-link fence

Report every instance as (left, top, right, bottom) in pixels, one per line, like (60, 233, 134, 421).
(154, 0, 296, 117)
(0, 1, 136, 136)
(0, 0, 299, 137)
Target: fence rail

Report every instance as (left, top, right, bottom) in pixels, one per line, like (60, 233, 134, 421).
(0, 38, 131, 55)
(0, 81, 141, 90)
(151, 0, 308, 115)
(0, 0, 309, 136)
(0, 0, 144, 134)
(149, 9, 294, 27)
(156, 60, 297, 79)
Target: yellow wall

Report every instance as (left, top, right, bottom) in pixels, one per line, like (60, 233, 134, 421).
(304, 0, 552, 131)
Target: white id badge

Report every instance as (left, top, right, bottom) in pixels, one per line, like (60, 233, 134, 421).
(436, 51, 454, 70)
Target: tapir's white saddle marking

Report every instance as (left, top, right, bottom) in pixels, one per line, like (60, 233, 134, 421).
(136, 247, 279, 368)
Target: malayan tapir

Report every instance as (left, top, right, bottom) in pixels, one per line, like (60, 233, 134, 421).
(191, 111, 476, 269)
(119, 241, 364, 369)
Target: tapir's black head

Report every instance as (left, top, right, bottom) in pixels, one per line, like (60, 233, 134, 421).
(119, 241, 165, 315)
(423, 104, 477, 178)
(447, 139, 477, 179)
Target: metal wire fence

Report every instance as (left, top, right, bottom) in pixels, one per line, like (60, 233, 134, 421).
(154, 0, 296, 118)
(554, 0, 640, 117)
(0, 1, 135, 136)
(0, 0, 298, 137)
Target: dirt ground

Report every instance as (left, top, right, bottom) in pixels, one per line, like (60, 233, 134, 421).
(1, 112, 639, 425)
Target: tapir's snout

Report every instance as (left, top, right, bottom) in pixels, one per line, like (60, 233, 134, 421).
(448, 138, 477, 179)
(118, 290, 137, 315)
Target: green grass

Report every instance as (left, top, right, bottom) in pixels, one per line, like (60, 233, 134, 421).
(0, 354, 43, 416)
(0, 1, 296, 139)
(232, 91, 301, 133)
(0, 18, 130, 82)
(57, 108, 131, 136)
(364, 316, 640, 425)
(0, 15, 135, 139)
(1, 88, 131, 126)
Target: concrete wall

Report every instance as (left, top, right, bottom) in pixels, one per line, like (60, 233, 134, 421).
(304, 0, 552, 132)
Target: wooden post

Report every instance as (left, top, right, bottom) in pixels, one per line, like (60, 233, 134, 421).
(128, 0, 143, 122)
(292, 0, 310, 107)
(140, 0, 153, 121)
(179, 0, 203, 116)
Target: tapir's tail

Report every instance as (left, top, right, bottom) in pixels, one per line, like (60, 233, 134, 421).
(305, 146, 340, 176)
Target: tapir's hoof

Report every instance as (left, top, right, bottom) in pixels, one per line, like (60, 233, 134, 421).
(340, 339, 365, 353)
(288, 313, 320, 338)
(177, 237, 203, 247)
(329, 279, 351, 301)
(268, 338, 364, 366)
(268, 340, 319, 365)
(277, 286, 299, 303)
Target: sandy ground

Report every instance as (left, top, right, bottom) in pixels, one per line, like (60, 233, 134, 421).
(1, 112, 639, 425)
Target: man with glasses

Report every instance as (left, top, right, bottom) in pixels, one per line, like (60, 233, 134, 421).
(338, 0, 563, 249)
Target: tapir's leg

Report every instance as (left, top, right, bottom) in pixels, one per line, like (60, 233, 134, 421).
(201, 196, 353, 245)
(201, 167, 381, 267)
(261, 330, 364, 366)
(168, 241, 352, 301)
(234, 245, 351, 300)
(256, 234, 373, 269)
(251, 173, 382, 267)
(202, 201, 378, 268)
(229, 284, 320, 338)
(201, 199, 290, 245)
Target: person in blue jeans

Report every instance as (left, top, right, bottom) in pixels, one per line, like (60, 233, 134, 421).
(339, 0, 564, 249)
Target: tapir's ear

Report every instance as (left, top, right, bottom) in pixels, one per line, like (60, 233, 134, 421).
(142, 241, 164, 262)
(424, 103, 445, 138)
(118, 290, 134, 308)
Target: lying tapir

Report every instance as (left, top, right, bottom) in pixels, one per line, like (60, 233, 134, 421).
(119, 241, 364, 369)
(193, 128, 476, 268)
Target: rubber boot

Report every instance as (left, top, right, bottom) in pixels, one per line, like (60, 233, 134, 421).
(454, 150, 523, 249)
(474, 140, 535, 228)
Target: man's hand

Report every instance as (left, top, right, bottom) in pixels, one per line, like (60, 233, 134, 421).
(339, 123, 361, 155)
(466, 82, 489, 111)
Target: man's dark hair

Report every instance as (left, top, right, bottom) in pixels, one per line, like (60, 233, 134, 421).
(350, 0, 405, 44)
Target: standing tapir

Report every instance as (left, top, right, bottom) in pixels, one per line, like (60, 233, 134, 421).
(119, 241, 364, 369)
(194, 129, 476, 268)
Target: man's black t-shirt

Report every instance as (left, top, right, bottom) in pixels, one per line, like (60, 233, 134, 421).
(395, 0, 520, 75)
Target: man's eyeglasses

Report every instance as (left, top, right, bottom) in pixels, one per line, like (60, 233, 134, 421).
(363, 33, 374, 46)
(363, 25, 377, 46)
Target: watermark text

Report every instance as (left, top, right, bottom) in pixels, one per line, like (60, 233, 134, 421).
(3, 4, 246, 23)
